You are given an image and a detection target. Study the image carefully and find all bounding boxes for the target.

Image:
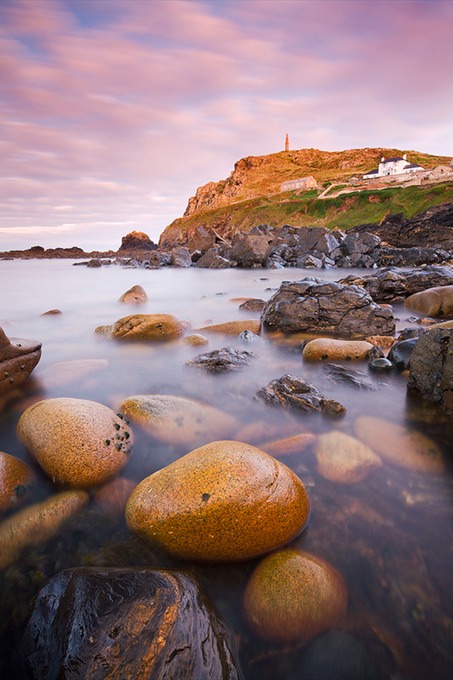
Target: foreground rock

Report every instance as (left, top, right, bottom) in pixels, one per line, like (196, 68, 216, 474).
(19, 568, 243, 680)
(0, 451, 34, 512)
(96, 313, 186, 341)
(408, 328, 453, 414)
(256, 374, 346, 416)
(17, 398, 132, 488)
(261, 279, 395, 338)
(126, 440, 310, 561)
(0, 490, 88, 569)
(243, 549, 347, 645)
(404, 285, 453, 319)
(0, 326, 42, 399)
(354, 415, 444, 473)
(186, 347, 256, 373)
(119, 394, 238, 449)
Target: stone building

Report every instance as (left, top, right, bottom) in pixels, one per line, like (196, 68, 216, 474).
(280, 175, 318, 192)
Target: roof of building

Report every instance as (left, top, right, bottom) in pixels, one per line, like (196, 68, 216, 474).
(382, 157, 405, 163)
(364, 169, 379, 175)
(404, 163, 423, 169)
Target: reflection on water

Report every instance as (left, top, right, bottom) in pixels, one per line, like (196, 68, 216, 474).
(0, 259, 452, 679)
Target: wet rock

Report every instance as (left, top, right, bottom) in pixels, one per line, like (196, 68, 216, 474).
(198, 320, 261, 335)
(387, 337, 418, 370)
(195, 248, 232, 269)
(302, 338, 375, 361)
(256, 374, 346, 417)
(119, 394, 238, 449)
(98, 313, 186, 341)
(36, 359, 109, 389)
(404, 285, 453, 319)
(314, 431, 382, 484)
(0, 326, 42, 397)
(259, 433, 317, 458)
(322, 363, 378, 390)
(408, 327, 453, 414)
(117, 284, 148, 304)
(230, 233, 269, 268)
(0, 451, 33, 512)
(19, 567, 243, 680)
(243, 549, 347, 645)
(238, 298, 266, 312)
(184, 333, 209, 346)
(92, 477, 136, 518)
(171, 246, 192, 267)
(0, 490, 88, 569)
(261, 279, 394, 338)
(354, 415, 444, 473)
(369, 357, 395, 372)
(17, 397, 132, 488)
(186, 347, 256, 373)
(126, 440, 310, 562)
(239, 329, 263, 344)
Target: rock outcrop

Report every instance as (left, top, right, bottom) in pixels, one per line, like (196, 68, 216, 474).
(408, 327, 453, 414)
(117, 230, 157, 253)
(0, 327, 42, 401)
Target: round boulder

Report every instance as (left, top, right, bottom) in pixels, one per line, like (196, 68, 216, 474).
(314, 431, 382, 483)
(197, 320, 261, 335)
(243, 549, 347, 645)
(404, 285, 453, 319)
(117, 284, 148, 304)
(126, 440, 310, 561)
(17, 397, 133, 488)
(0, 451, 34, 512)
(302, 338, 375, 361)
(110, 314, 186, 341)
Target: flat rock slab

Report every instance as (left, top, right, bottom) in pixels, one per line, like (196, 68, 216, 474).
(19, 568, 243, 679)
(256, 374, 346, 416)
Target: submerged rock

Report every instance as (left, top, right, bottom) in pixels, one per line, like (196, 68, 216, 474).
(19, 567, 243, 680)
(314, 431, 382, 484)
(408, 327, 453, 414)
(322, 363, 378, 390)
(17, 397, 132, 488)
(186, 347, 256, 373)
(104, 313, 186, 341)
(126, 440, 310, 562)
(243, 549, 347, 645)
(261, 279, 394, 338)
(256, 374, 346, 416)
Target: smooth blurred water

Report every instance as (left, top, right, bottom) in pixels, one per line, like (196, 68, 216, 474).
(0, 259, 452, 679)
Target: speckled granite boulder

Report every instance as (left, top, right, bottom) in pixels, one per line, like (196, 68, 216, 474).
(126, 440, 310, 561)
(96, 314, 186, 341)
(302, 338, 375, 361)
(19, 568, 243, 680)
(243, 549, 347, 645)
(404, 285, 453, 319)
(120, 394, 238, 449)
(17, 398, 132, 488)
(0, 490, 88, 569)
(117, 284, 148, 304)
(0, 326, 41, 396)
(0, 451, 34, 512)
(197, 320, 261, 335)
(314, 431, 382, 483)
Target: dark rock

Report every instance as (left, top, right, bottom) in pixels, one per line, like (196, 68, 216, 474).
(86, 258, 101, 268)
(186, 347, 256, 373)
(377, 246, 449, 267)
(322, 363, 378, 390)
(0, 327, 42, 398)
(229, 233, 269, 268)
(369, 357, 395, 372)
(18, 567, 243, 680)
(146, 250, 172, 268)
(195, 248, 232, 269)
(238, 298, 265, 312)
(239, 330, 263, 344)
(387, 337, 419, 370)
(171, 246, 192, 267)
(117, 230, 157, 252)
(187, 226, 216, 253)
(297, 631, 381, 680)
(408, 328, 453, 413)
(256, 374, 346, 416)
(261, 279, 395, 338)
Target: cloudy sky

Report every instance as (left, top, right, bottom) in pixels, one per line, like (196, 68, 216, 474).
(1, 0, 452, 251)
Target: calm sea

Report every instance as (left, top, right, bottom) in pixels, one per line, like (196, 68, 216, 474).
(0, 259, 452, 679)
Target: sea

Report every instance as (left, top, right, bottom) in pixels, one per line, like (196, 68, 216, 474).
(0, 258, 452, 679)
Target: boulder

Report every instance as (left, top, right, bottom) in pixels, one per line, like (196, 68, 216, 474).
(126, 440, 310, 561)
(0, 326, 42, 397)
(302, 338, 375, 361)
(117, 230, 157, 252)
(314, 431, 382, 483)
(258, 433, 317, 458)
(119, 394, 238, 449)
(195, 248, 232, 269)
(98, 314, 186, 341)
(261, 279, 395, 338)
(198, 320, 261, 335)
(17, 397, 133, 488)
(117, 284, 148, 304)
(408, 328, 453, 414)
(171, 246, 192, 267)
(230, 233, 269, 268)
(404, 285, 453, 319)
(0, 451, 34, 512)
(387, 337, 419, 370)
(187, 226, 216, 253)
(0, 490, 88, 569)
(186, 347, 256, 373)
(238, 298, 265, 312)
(256, 374, 346, 416)
(322, 363, 378, 390)
(354, 415, 444, 473)
(243, 549, 347, 645)
(19, 568, 243, 680)
(184, 333, 209, 346)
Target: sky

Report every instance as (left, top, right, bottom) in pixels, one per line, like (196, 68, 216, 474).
(1, 0, 453, 252)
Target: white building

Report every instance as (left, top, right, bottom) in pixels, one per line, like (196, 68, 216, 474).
(363, 154, 424, 180)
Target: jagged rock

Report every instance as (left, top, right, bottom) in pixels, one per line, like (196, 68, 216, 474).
(256, 374, 346, 416)
(171, 246, 192, 267)
(408, 328, 453, 414)
(338, 265, 453, 303)
(117, 230, 157, 252)
(195, 248, 232, 269)
(187, 226, 216, 252)
(230, 233, 269, 268)
(0, 327, 42, 399)
(18, 568, 244, 680)
(261, 279, 395, 338)
(146, 250, 172, 268)
(404, 285, 453, 319)
(377, 246, 449, 267)
(186, 347, 256, 373)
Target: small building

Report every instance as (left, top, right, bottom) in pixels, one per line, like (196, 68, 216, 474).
(363, 154, 424, 180)
(280, 176, 318, 192)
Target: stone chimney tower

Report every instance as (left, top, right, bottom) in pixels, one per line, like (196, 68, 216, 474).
(285, 133, 289, 152)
